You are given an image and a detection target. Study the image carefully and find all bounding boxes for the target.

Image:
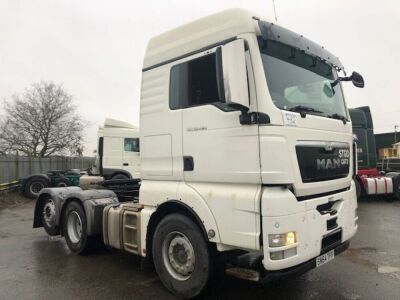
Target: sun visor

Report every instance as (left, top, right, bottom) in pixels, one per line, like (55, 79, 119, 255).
(258, 20, 343, 70)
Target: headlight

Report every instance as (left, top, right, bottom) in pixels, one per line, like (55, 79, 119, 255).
(268, 231, 297, 247)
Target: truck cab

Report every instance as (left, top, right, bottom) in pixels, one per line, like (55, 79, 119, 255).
(91, 118, 140, 180)
(34, 9, 363, 299)
(140, 8, 359, 269)
(349, 106, 400, 199)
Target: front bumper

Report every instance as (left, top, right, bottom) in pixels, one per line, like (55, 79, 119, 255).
(259, 241, 350, 283)
(261, 181, 358, 270)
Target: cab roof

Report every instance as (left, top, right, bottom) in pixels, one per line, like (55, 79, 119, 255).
(143, 8, 343, 71)
(103, 118, 137, 129)
(143, 8, 258, 70)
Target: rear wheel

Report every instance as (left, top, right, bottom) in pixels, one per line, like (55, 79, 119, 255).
(42, 198, 59, 236)
(24, 177, 48, 198)
(152, 214, 213, 299)
(385, 173, 400, 200)
(62, 201, 98, 254)
(55, 177, 70, 187)
(111, 173, 129, 180)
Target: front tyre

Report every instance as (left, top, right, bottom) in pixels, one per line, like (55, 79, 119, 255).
(152, 214, 212, 299)
(354, 178, 362, 200)
(62, 201, 97, 254)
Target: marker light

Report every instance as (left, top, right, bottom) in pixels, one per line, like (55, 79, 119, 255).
(268, 231, 297, 247)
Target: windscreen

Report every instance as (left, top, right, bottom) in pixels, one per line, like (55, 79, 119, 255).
(259, 39, 348, 119)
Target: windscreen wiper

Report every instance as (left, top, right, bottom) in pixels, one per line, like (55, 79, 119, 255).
(328, 113, 348, 124)
(288, 105, 323, 118)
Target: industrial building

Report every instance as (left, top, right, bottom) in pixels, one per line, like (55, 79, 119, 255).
(375, 132, 400, 158)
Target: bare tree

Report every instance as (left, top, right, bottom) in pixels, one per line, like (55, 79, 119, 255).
(0, 82, 85, 157)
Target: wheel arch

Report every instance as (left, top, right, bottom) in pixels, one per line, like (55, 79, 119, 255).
(33, 187, 117, 237)
(23, 174, 51, 186)
(33, 192, 83, 232)
(145, 200, 209, 259)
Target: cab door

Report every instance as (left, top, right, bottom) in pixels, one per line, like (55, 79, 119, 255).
(171, 39, 261, 249)
(174, 42, 260, 184)
(103, 136, 123, 169)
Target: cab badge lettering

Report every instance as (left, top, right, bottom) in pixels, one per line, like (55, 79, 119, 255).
(187, 126, 207, 132)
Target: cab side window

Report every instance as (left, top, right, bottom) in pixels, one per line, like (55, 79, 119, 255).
(124, 138, 140, 152)
(170, 53, 222, 109)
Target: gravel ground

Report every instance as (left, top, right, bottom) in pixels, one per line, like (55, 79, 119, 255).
(0, 191, 31, 210)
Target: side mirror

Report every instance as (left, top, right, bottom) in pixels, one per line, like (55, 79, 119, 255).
(216, 39, 250, 112)
(351, 71, 364, 88)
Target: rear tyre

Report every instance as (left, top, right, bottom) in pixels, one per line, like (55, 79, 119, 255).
(24, 177, 48, 198)
(385, 173, 400, 200)
(42, 197, 59, 236)
(55, 177, 71, 187)
(152, 214, 213, 299)
(62, 201, 98, 254)
(111, 173, 129, 180)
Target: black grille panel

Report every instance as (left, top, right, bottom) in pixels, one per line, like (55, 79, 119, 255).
(321, 228, 342, 253)
(296, 144, 350, 183)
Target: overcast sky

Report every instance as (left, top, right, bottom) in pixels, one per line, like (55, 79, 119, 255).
(1, 0, 399, 155)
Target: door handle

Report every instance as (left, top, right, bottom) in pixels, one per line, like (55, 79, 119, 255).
(123, 163, 129, 166)
(183, 156, 194, 171)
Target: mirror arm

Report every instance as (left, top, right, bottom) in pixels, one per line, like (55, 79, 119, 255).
(331, 76, 351, 88)
(226, 103, 269, 125)
(239, 111, 271, 125)
(239, 111, 270, 125)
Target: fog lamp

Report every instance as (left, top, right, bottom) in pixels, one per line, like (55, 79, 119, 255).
(270, 251, 284, 260)
(268, 231, 297, 247)
(270, 247, 297, 260)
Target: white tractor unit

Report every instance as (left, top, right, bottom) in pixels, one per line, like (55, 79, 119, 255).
(33, 9, 363, 298)
(90, 118, 140, 180)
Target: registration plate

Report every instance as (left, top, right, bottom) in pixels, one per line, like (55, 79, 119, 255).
(316, 250, 335, 267)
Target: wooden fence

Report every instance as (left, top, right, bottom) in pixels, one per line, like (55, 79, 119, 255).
(0, 154, 94, 185)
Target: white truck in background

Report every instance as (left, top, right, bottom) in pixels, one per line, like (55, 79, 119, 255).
(90, 118, 141, 180)
(33, 9, 364, 298)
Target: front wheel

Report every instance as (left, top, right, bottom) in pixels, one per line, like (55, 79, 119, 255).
(62, 201, 98, 254)
(152, 214, 213, 299)
(354, 178, 362, 200)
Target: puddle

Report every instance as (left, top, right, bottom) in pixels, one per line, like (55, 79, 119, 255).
(378, 266, 400, 274)
(343, 292, 362, 300)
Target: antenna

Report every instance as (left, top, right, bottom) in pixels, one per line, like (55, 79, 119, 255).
(272, 0, 278, 22)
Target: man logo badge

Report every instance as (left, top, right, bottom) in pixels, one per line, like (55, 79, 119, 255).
(324, 142, 334, 152)
(317, 158, 341, 170)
